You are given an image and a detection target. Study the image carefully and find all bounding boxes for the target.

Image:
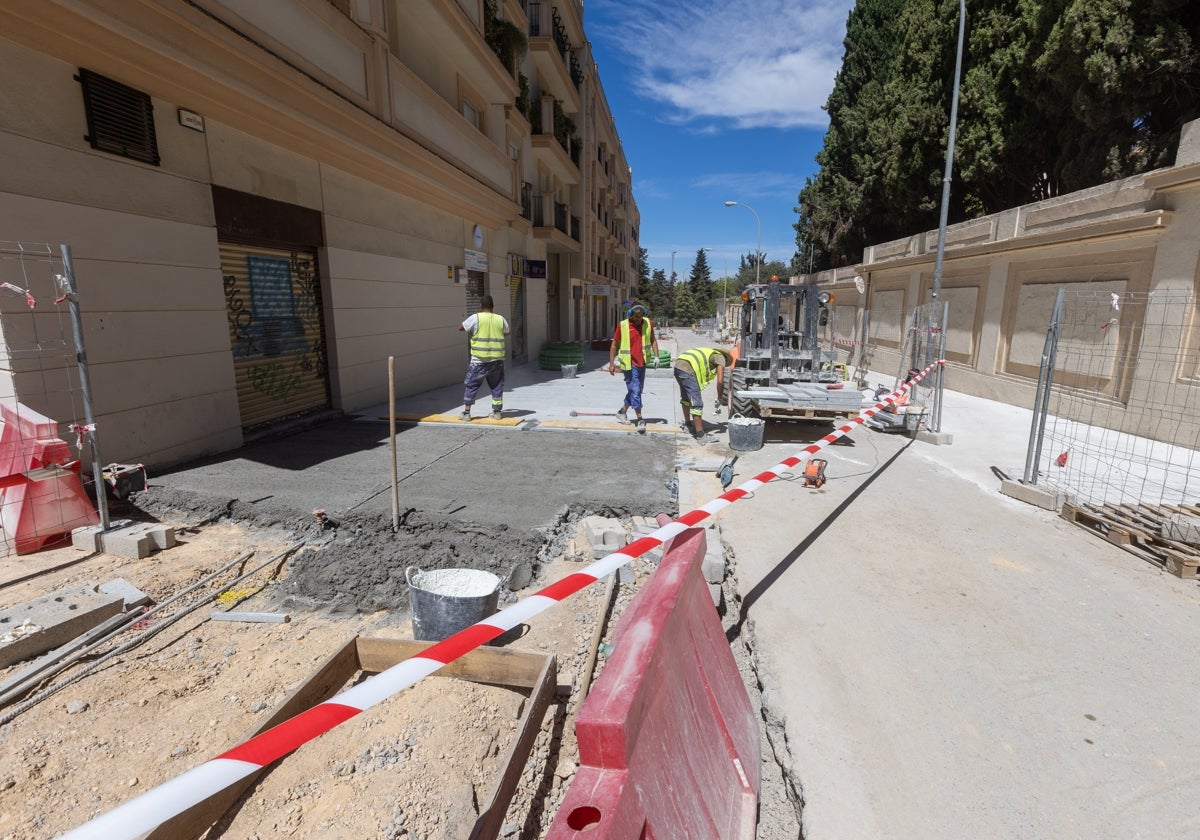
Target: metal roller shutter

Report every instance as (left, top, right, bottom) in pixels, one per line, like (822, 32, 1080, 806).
(220, 242, 329, 429)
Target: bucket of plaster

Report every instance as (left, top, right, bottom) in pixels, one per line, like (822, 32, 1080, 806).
(560, 364, 578, 379)
(728, 415, 765, 451)
(406, 566, 501, 642)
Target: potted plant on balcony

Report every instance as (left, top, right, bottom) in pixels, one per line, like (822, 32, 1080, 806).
(484, 0, 528, 77)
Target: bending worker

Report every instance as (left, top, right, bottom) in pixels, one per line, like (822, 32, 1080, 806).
(674, 347, 733, 442)
(607, 303, 658, 433)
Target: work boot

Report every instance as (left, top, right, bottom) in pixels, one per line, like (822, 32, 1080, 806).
(616, 408, 631, 424)
(492, 410, 503, 420)
(460, 409, 471, 421)
(636, 418, 646, 433)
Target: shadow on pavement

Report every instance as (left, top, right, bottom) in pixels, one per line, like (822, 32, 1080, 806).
(725, 438, 914, 644)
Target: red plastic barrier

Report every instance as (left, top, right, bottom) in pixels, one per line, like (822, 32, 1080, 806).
(547, 526, 760, 840)
(0, 402, 98, 553)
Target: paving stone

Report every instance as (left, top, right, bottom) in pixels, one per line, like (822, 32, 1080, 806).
(98, 578, 151, 609)
(0, 584, 124, 668)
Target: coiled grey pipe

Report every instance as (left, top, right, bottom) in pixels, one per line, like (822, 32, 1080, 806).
(0, 540, 305, 726)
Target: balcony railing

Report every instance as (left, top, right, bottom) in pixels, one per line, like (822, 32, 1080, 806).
(571, 214, 580, 241)
(554, 201, 568, 234)
(521, 182, 533, 220)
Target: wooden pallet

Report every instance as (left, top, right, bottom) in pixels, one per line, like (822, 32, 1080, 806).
(1061, 501, 1200, 579)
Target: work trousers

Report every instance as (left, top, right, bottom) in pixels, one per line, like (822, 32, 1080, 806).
(463, 359, 505, 409)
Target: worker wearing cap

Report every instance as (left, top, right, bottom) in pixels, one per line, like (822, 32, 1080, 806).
(675, 347, 733, 441)
(607, 303, 659, 433)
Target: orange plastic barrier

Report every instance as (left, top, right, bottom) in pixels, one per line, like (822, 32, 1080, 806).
(0, 402, 98, 554)
(547, 525, 760, 839)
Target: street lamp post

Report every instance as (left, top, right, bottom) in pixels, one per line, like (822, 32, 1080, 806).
(932, 0, 966, 305)
(724, 201, 761, 286)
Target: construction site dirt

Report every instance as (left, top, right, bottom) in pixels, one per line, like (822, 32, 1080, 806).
(0, 417, 801, 839)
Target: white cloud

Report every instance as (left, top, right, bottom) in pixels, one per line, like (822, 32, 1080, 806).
(691, 171, 802, 200)
(590, 0, 853, 130)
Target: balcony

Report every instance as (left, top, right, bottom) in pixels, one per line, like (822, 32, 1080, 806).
(528, 3, 581, 111)
(531, 193, 581, 253)
(399, 0, 518, 106)
(530, 97, 580, 184)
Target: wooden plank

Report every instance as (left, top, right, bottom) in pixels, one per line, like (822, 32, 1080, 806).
(143, 636, 362, 840)
(355, 637, 545, 689)
(1163, 552, 1200, 578)
(469, 654, 558, 840)
(146, 637, 554, 839)
(1062, 503, 1133, 545)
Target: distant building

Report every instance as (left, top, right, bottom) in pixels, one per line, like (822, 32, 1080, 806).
(0, 0, 639, 466)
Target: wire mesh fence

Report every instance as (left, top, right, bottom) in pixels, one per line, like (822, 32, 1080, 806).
(0, 241, 105, 556)
(831, 300, 947, 433)
(1025, 289, 1200, 507)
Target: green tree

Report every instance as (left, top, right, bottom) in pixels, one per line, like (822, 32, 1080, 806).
(640, 267, 671, 320)
(673, 282, 700, 323)
(795, 0, 905, 268)
(688, 249, 714, 315)
(796, 0, 1200, 267)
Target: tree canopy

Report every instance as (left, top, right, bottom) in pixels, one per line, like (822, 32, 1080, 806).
(796, 0, 1200, 269)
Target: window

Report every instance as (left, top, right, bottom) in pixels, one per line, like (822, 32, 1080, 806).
(76, 69, 159, 165)
(462, 99, 483, 132)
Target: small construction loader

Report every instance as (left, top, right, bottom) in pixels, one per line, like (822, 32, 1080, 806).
(718, 280, 861, 422)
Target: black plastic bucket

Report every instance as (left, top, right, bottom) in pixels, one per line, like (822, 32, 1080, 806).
(728, 416, 765, 451)
(406, 567, 501, 642)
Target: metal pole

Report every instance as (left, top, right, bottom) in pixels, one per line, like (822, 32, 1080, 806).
(934, 300, 948, 432)
(931, 0, 966, 305)
(722, 257, 728, 330)
(1023, 288, 1065, 485)
(725, 202, 761, 285)
(58, 245, 109, 530)
(388, 355, 399, 531)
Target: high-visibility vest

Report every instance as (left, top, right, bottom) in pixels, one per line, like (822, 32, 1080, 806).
(679, 347, 721, 389)
(615, 317, 654, 370)
(470, 312, 505, 360)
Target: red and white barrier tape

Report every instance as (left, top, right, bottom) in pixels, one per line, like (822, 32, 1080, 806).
(59, 360, 946, 840)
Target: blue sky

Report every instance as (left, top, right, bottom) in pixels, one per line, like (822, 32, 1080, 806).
(584, 0, 856, 281)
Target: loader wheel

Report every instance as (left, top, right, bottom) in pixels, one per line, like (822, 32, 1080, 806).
(727, 368, 758, 418)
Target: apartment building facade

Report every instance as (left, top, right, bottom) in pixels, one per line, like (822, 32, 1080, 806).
(0, 0, 639, 467)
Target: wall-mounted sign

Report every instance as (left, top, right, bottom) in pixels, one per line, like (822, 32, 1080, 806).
(508, 254, 524, 277)
(588, 284, 611, 297)
(524, 259, 546, 280)
(178, 108, 205, 132)
(464, 248, 488, 272)
(473, 225, 484, 248)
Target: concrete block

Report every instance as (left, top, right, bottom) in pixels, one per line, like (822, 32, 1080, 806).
(618, 564, 634, 584)
(916, 430, 954, 446)
(72, 519, 133, 552)
(581, 515, 623, 551)
(101, 528, 154, 559)
(702, 546, 727, 584)
(1000, 479, 1065, 512)
(0, 584, 124, 668)
(98, 578, 151, 609)
(708, 582, 723, 609)
(137, 524, 176, 550)
(1162, 512, 1200, 547)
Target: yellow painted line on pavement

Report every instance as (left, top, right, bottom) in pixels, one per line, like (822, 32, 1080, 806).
(379, 412, 523, 426)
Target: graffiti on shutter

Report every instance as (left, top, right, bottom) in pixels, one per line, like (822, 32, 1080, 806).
(221, 243, 329, 429)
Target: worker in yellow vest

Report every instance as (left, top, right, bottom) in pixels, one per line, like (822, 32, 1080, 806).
(458, 295, 510, 421)
(607, 303, 659, 434)
(675, 347, 733, 442)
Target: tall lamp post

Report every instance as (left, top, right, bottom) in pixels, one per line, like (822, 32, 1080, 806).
(724, 201, 761, 285)
(932, 0, 966, 305)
